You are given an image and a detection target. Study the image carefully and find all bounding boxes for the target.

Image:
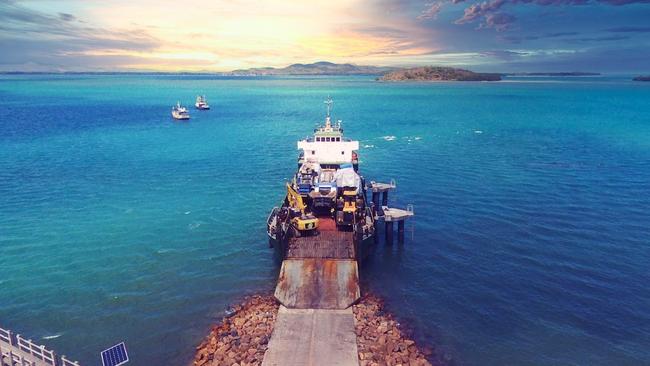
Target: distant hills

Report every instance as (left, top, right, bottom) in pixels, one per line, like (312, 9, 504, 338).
(1, 62, 614, 82)
(226, 61, 396, 76)
(378, 66, 502, 82)
(225, 62, 611, 81)
(633, 75, 650, 81)
(228, 63, 502, 81)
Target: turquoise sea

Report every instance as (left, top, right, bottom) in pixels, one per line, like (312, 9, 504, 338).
(1, 74, 649, 366)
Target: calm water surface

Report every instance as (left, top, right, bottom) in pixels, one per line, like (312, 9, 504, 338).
(1, 74, 649, 366)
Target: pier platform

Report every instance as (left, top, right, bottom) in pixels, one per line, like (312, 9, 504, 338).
(381, 206, 415, 222)
(368, 181, 395, 193)
(262, 306, 358, 366)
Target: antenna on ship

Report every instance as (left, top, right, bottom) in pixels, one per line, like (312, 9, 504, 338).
(324, 96, 333, 128)
(324, 96, 333, 117)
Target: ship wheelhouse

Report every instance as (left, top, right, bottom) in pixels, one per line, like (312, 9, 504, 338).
(297, 99, 359, 171)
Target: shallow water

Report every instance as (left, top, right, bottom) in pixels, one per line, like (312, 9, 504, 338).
(1, 74, 649, 365)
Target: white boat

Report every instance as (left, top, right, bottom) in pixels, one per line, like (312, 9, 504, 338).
(172, 102, 190, 120)
(195, 95, 210, 110)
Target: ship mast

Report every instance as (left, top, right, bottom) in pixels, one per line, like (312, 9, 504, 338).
(324, 96, 333, 128)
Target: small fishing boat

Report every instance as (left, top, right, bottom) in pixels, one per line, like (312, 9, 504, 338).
(172, 102, 190, 120)
(195, 95, 210, 110)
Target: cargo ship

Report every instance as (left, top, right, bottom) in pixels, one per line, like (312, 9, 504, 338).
(266, 98, 376, 266)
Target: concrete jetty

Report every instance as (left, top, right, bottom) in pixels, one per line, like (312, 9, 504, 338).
(262, 307, 358, 366)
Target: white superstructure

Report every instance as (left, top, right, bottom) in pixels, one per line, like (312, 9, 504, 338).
(171, 102, 190, 120)
(195, 95, 210, 110)
(297, 98, 359, 165)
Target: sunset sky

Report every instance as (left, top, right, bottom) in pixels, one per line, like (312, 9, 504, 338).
(1, 0, 649, 72)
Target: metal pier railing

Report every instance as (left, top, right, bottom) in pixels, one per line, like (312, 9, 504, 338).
(0, 326, 80, 366)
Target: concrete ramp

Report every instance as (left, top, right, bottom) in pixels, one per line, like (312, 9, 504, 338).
(262, 306, 359, 366)
(274, 259, 360, 309)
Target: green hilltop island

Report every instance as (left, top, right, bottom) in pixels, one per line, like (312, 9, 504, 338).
(633, 75, 650, 81)
(223, 62, 501, 81)
(378, 66, 502, 82)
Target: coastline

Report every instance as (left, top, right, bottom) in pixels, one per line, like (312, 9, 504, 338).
(193, 293, 438, 366)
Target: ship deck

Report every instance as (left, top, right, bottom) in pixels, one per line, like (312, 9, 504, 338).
(286, 218, 355, 259)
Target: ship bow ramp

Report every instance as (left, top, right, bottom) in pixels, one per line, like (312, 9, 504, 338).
(274, 258, 360, 309)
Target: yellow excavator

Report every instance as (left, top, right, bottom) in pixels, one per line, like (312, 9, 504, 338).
(286, 183, 319, 235)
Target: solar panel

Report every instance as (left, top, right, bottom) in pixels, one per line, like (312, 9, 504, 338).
(101, 342, 129, 366)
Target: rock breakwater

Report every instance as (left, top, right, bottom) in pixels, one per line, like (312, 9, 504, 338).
(194, 293, 440, 366)
(353, 294, 437, 366)
(193, 295, 278, 366)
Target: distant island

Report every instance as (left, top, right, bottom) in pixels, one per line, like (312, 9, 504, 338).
(226, 61, 396, 76)
(633, 75, 650, 81)
(0, 63, 609, 82)
(378, 66, 502, 82)
(506, 72, 600, 76)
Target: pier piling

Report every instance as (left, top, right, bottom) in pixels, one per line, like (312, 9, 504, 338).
(398, 221, 405, 243)
(385, 221, 394, 244)
(372, 192, 379, 216)
(382, 191, 388, 206)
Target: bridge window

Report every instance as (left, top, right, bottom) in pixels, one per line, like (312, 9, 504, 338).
(326, 137, 331, 142)
(341, 151, 345, 155)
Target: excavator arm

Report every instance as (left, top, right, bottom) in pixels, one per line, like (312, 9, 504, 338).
(286, 183, 307, 213)
(286, 183, 319, 232)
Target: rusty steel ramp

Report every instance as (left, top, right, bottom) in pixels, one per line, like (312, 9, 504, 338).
(274, 258, 360, 309)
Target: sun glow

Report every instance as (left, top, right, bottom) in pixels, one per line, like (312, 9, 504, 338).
(23, 0, 437, 71)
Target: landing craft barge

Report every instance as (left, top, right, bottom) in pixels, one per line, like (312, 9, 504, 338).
(267, 98, 376, 260)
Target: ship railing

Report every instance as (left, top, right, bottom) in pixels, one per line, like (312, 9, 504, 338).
(267, 207, 279, 227)
(366, 206, 376, 225)
(266, 207, 280, 239)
